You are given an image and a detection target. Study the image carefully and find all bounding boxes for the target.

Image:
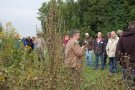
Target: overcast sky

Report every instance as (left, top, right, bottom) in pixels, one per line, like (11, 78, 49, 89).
(0, 0, 50, 38)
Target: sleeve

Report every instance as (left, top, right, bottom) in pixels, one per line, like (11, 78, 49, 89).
(63, 38, 66, 44)
(24, 41, 27, 46)
(103, 40, 105, 53)
(106, 42, 109, 55)
(93, 40, 96, 51)
(115, 38, 123, 62)
(82, 39, 85, 46)
(74, 42, 85, 56)
(91, 39, 94, 50)
(32, 43, 34, 50)
(104, 45, 106, 53)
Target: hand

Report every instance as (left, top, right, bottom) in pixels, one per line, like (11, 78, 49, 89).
(82, 46, 85, 49)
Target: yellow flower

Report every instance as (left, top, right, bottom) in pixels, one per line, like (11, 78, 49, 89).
(26, 45, 29, 47)
(29, 53, 33, 56)
(18, 77, 21, 79)
(25, 45, 32, 50)
(0, 77, 3, 82)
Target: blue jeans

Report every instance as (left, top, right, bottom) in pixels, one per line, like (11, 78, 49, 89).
(85, 51, 93, 66)
(123, 68, 135, 89)
(109, 57, 118, 73)
(95, 54, 104, 69)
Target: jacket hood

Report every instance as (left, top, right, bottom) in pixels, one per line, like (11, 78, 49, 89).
(123, 28, 135, 37)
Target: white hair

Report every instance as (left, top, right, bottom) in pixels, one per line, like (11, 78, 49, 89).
(117, 30, 123, 34)
(70, 29, 80, 38)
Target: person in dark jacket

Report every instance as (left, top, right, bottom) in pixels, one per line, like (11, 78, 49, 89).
(116, 21, 135, 89)
(24, 34, 34, 50)
(93, 32, 105, 70)
(82, 33, 94, 66)
(104, 32, 111, 67)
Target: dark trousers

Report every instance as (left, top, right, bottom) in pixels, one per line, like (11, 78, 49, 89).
(95, 54, 104, 69)
(104, 54, 110, 66)
(104, 54, 107, 66)
(109, 57, 118, 73)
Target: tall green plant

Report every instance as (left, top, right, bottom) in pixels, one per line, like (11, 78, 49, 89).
(0, 22, 24, 67)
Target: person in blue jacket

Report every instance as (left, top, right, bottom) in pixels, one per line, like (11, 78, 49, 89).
(24, 34, 34, 51)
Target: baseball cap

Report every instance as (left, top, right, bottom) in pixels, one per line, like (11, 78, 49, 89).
(26, 34, 30, 37)
(85, 33, 89, 36)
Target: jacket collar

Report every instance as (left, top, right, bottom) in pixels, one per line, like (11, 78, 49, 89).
(110, 36, 119, 41)
(71, 38, 78, 43)
(96, 38, 104, 42)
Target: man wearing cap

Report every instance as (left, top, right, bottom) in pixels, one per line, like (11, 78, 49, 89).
(82, 33, 94, 66)
(24, 34, 34, 50)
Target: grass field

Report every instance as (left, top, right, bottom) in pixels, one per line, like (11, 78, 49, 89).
(81, 53, 124, 89)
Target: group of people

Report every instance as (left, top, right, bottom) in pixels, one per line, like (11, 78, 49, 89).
(64, 21, 135, 88)
(17, 32, 46, 61)
(1, 21, 135, 88)
(63, 30, 123, 73)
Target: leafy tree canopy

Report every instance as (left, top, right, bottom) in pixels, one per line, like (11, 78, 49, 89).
(37, 0, 135, 41)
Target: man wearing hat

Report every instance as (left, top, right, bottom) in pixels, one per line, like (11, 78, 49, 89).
(82, 33, 94, 66)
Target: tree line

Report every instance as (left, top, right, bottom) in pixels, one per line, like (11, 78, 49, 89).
(37, 0, 135, 41)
